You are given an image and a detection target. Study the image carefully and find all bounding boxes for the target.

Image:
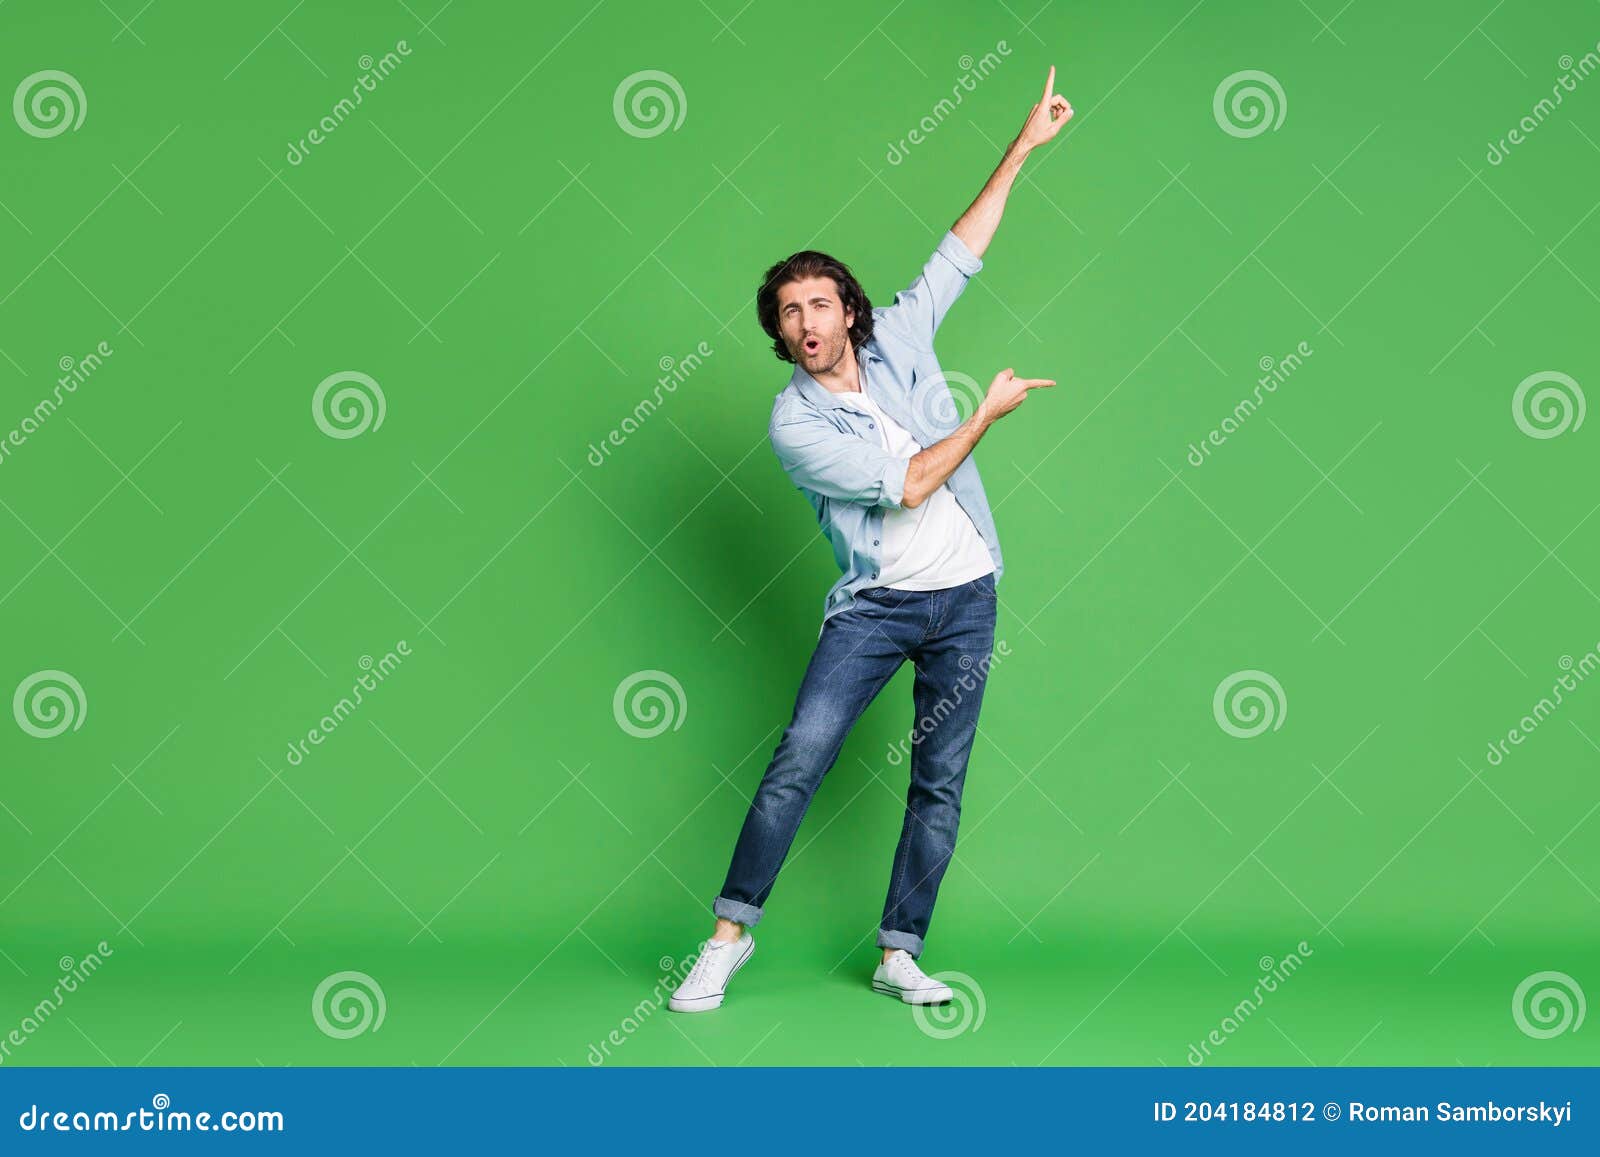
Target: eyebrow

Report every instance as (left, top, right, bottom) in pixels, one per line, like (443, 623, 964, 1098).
(783, 296, 834, 309)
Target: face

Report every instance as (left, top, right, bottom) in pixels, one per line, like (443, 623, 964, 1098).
(775, 276, 855, 375)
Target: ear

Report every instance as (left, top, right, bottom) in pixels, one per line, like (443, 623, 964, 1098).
(844, 306, 855, 331)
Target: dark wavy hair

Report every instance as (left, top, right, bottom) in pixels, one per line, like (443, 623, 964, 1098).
(755, 250, 874, 364)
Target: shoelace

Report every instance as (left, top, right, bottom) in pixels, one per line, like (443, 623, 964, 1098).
(684, 939, 727, 987)
(893, 950, 931, 985)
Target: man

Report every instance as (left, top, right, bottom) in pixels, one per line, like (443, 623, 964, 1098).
(669, 68, 1072, 1012)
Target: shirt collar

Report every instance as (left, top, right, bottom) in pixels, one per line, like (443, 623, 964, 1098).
(790, 343, 883, 412)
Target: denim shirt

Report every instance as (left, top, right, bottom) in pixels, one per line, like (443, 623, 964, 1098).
(767, 229, 1004, 626)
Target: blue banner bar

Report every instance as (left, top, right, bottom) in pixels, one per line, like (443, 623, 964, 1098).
(2, 1067, 1595, 1151)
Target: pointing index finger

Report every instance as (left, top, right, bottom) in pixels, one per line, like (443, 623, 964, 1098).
(1043, 65, 1055, 103)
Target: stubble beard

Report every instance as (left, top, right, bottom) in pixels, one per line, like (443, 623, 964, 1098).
(797, 329, 849, 376)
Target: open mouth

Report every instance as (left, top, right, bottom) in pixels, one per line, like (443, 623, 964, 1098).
(803, 337, 820, 356)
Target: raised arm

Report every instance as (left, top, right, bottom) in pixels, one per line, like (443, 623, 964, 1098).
(877, 67, 1074, 351)
(951, 65, 1073, 259)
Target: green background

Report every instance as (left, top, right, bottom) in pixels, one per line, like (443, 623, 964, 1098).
(1, 0, 1596, 1067)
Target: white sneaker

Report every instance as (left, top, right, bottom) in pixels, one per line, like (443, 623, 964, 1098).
(872, 949, 954, 1005)
(667, 932, 754, 1012)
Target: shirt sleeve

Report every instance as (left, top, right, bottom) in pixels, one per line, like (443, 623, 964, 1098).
(769, 406, 911, 509)
(873, 229, 983, 351)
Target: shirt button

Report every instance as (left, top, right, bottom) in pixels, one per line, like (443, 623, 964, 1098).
(872, 539, 879, 546)
(871, 571, 878, 578)
(867, 422, 875, 429)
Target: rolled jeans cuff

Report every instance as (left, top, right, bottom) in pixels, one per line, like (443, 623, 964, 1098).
(713, 896, 764, 926)
(876, 928, 924, 957)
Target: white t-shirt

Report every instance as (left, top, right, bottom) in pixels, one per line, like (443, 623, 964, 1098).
(850, 378, 995, 591)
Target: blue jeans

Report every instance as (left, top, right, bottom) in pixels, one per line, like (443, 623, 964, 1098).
(714, 571, 998, 957)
